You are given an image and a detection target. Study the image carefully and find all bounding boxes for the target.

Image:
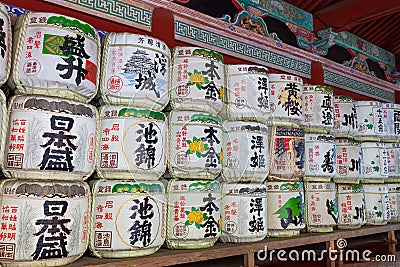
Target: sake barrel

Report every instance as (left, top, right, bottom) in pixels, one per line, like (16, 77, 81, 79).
(0, 2, 11, 86)
(382, 103, 400, 142)
(0, 179, 90, 266)
(97, 106, 166, 180)
(268, 74, 303, 125)
(360, 142, 388, 183)
(100, 33, 170, 111)
(385, 143, 400, 182)
(221, 183, 267, 243)
(166, 180, 221, 249)
(301, 85, 334, 133)
(0, 89, 6, 165)
(334, 138, 362, 183)
(304, 182, 338, 232)
(168, 110, 222, 180)
(330, 96, 357, 138)
(387, 183, 400, 223)
(222, 121, 269, 183)
(90, 180, 165, 258)
(171, 46, 224, 113)
(1, 95, 98, 181)
(363, 184, 390, 225)
(353, 101, 384, 141)
(304, 134, 336, 181)
(9, 12, 100, 102)
(269, 126, 305, 180)
(336, 184, 366, 229)
(266, 181, 305, 237)
(223, 64, 270, 123)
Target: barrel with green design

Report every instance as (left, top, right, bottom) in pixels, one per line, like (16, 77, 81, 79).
(96, 106, 167, 180)
(304, 181, 338, 232)
(171, 46, 225, 114)
(89, 180, 165, 258)
(363, 184, 390, 225)
(166, 180, 221, 249)
(8, 12, 99, 103)
(168, 110, 222, 180)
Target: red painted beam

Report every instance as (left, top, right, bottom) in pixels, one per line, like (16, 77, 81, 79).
(314, 0, 400, 32)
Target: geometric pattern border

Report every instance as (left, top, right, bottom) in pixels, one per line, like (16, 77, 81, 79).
(175, 19, 311, 76)
(324, 70, 395, 102)
(62, 0, 152, 29)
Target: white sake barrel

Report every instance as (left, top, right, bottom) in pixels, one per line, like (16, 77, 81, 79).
(0, 179, 89, 266)
(2, 95, 98, 181)
(334, 138, 362, 183)
(304, 182, 337, 232)
(97, 106, 166, 180)
(302, 85, 334, 133)
(336, 184, 366, 229)
(387, 183, 400, 223)
(166, 180, 221, 249)
(9, 12, 100, 102)
(269, 74, 303, 125)
(0, 89, 6, 166)
(171, 46, 224, 113)
(269, 126, 305, 180)
(354, 101, 384, 141)
(266, 181, 305, 237)
(304, 134, 336, 181)
(222, 121, 269, 183)
(385, 143, 400, 182)
(363, 184, 390, 225)
(221, 183, 267, 243)
(90, 180, 165, 258)
(100, 33, 170, 111)
(0, 2, 11, 86)
(382, 103, 400, 142)
(330, 96, 357, 138)
(361, 142, 388, 183)
(168, 110, 222, 180)
(223, 64, 270, 123)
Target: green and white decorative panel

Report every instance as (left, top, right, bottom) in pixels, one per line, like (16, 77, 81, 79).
(174, 18, 311, 77)
(236, 0, 313, 31)
(318, 29, 395, 68)
(44, 0, 153, 31)
(324, 70, 395, 102)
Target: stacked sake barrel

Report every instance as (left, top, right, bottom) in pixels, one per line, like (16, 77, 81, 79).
(353, 101, 391, 225)
(166, 47, 224, 249)
(382, 103, 400, 224)
(92, 33, 169, 257)
(300, 85, 338, 233)
(0, 11, 96, 266)
(265, 75, 306, 237)
(331, 96, 365, 229)
(220, 65, 270, 243)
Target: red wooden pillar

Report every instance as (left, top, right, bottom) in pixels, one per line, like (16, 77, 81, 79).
(310, 61, 324, 85)
(152, 7, 175, 49)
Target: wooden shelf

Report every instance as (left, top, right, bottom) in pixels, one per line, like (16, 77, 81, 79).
(66, 224, 400, 267)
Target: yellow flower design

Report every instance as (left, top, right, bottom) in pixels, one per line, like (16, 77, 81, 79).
(189, 140, 206, 154)
(189, 73, 205, 86)
(187, 210, 204, 224)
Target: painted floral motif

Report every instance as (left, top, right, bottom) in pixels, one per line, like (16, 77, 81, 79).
(185, 207, 207, 229)
(187, 70, 209, 89)
(187, 137, 209, 158)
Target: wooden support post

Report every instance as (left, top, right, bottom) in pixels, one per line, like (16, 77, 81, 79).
(387, 230, 397, 254)
(244, 252, 255, 267)
(326, 240, 340, 267)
